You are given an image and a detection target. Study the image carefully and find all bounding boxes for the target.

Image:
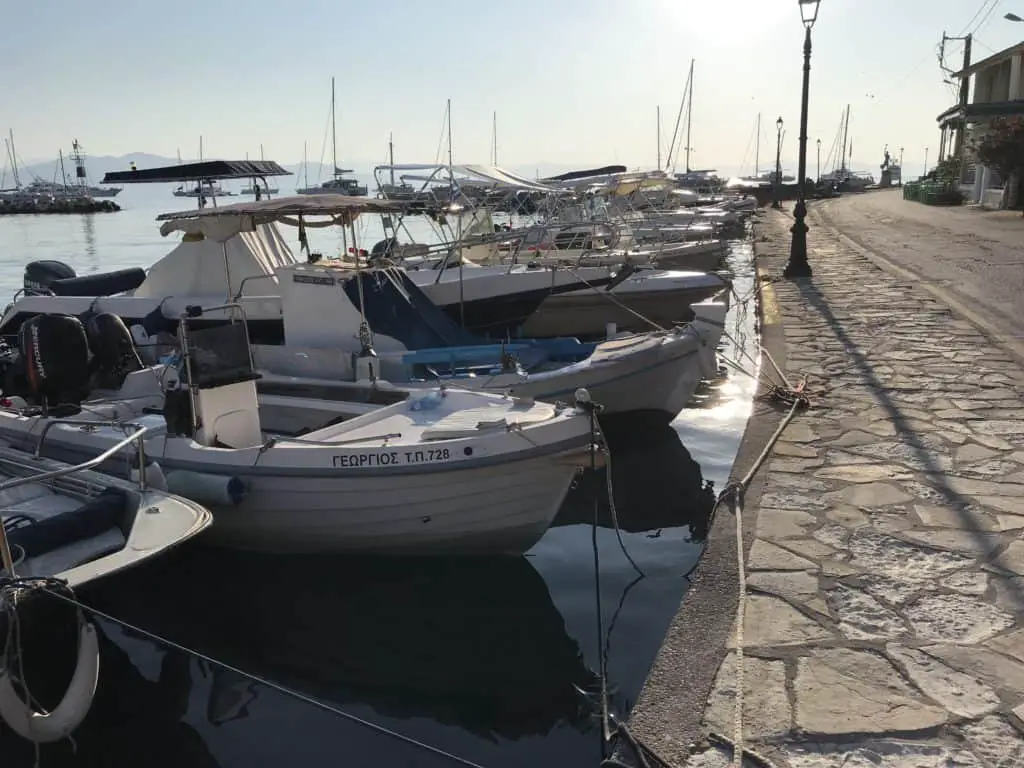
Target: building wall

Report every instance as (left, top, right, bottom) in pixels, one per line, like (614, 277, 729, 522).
(971, 54, 1024, 104)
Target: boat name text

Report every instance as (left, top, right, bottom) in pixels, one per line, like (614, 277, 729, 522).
(331, 449, 452, 468)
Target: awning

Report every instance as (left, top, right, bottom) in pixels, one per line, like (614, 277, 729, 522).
(937, 100, 1024, 128)
(156, 194, 407, 242)
(372, 163, 557, 193)
(102, 160, 292, 185)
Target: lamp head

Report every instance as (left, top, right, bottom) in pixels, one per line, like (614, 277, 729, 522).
(1005, 12, 1023, 22)
(776, 116, 784, 131)
(799, 0, 821, 28)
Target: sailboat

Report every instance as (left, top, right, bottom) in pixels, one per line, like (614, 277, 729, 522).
(819, 105, 875, 189)
(377, 133, 414, 198)
(172, 137, 234, 199)
(241, 145, 279, 196)
(297, 77, 368, 197)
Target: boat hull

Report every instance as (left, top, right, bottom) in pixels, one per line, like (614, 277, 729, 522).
(519, 283, 726, 337)
(0, 399, 591, 556)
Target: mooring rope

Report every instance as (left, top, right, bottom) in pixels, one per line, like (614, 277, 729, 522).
(710, 374, 808, 768)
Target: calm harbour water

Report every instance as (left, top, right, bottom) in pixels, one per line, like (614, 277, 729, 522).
(0, 187, 758, 768)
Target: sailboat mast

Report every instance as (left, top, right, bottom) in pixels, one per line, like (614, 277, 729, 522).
(840, 105, 850, 174)
(58, 150, 68, 193)
(331, 76, 338, 179)
(303, 141, 309, 187)
(755, 113, 761, 178)
(492, 111, 497, 166)
(199, 136, 204, 162)
(684, 59, 694, 173)
(657, 106, 662, 170)
(8, 130, 21, 188)
(446, 99, 454, 171)
(388, 133, 395, 186)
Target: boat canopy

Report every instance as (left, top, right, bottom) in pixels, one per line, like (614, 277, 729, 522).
(541, 165, 628, 183)
(102, 160, 292, 185)
(373, 164, 557, 193)
(156, 194, 406, 242)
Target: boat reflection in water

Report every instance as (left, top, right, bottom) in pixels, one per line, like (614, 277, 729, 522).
(43, 551, 598, 766)
(0, 422, 717, 767)
(0, 619, 221, 767)
(555, 413, 716, 539)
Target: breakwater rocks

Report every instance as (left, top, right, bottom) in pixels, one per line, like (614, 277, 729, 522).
(0, 198, 121, 215)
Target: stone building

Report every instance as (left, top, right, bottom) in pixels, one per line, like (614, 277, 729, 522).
(936, 39, 1024, 207)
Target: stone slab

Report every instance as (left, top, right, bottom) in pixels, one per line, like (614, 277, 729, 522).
(704, 652, 791, 740)
(729, 594, 831, 648)
(886, 644, 1000, 718)
(924, 643, 1024, 697)
(960, 715, 1024, 768)
(782, 740, 984, 768)
(903, 594, 1016, 644)
(794, 649, 947, 735)
(993, 540, 1024, 576)
(986, 628, 1024, 665)
(747, 539, 818, 571)
(754, 509, 817, 541)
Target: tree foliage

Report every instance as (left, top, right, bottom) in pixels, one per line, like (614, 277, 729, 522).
(973, 116, 1024, 181)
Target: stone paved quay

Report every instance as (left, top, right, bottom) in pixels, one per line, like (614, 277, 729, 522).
(665, 204, 1024, 768)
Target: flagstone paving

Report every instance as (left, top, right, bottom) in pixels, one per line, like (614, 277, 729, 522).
(689, 206, 1024, 768)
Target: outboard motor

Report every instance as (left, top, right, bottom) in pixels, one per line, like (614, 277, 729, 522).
(85, 312, 144, 390)
(23, 261, 77, 296)
(16, 314, 91, 409)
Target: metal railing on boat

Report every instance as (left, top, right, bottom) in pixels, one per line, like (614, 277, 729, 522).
(0, 424, 151, 575)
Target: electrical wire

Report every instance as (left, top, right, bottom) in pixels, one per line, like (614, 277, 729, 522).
(958, 0, 998, 37)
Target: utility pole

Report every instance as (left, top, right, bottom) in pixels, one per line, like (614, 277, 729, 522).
(940, 31, 972, 162)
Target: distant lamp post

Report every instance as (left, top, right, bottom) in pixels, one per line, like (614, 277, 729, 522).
(899, 146, 904, 186)
(772, 116, 784, 209)
(1005, 12, 1023, 21)
(816, 138, 821, 182)
(783, 0, 821, 279)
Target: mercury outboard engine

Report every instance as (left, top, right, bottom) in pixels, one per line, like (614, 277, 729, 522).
(9, 314, 91, 410)
(85, 312, 144, 390)
(23, 261, 77, 296)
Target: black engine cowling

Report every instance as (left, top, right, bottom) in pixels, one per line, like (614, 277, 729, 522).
(15, 314, 91, 406)
(24, 260, 77, 296)
(85, 312, 143, 389)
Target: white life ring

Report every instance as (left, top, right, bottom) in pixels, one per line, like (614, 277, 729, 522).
(0, 613, 100, 743)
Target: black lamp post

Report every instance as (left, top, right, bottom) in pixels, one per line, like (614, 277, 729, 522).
(783, 0, 821, 279)
(816, 138, 821, 182)
(771, 116, 784, 209)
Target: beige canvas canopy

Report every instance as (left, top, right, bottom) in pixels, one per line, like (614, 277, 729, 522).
(157, 194, 407, 242)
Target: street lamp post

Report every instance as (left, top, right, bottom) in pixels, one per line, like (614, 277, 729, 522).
(816, 138, 821, 182)
(783, 0, 821, 279)
(899, 146, 904, 186)
(772, 116, 784, 209)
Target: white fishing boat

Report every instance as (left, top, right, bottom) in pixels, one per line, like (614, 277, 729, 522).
(0, 309, 593, 556)
(0, 192, 728, 342)
(0, 427, 211, 743)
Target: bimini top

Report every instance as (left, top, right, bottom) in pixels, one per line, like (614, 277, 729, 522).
(102, 159, 292, 185)
(373, 163, 557, 193)
(156, 194, 407, 241)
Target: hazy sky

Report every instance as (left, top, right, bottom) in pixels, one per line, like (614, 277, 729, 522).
(6, 0, 1024, 177)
